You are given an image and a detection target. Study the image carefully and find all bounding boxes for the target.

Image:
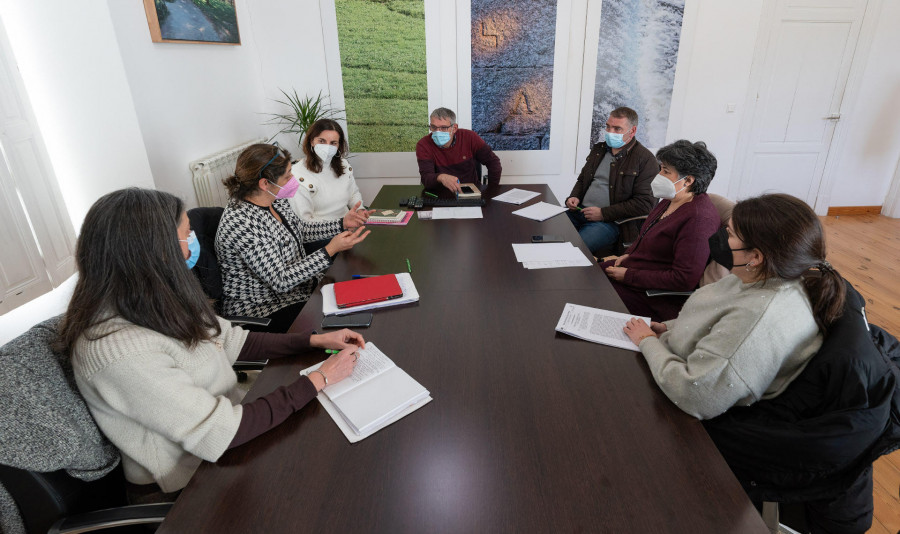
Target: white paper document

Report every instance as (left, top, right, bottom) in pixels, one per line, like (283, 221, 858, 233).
(302, 343, 432, 442)
(511, 202, 568, 221)
(417, 210, 433, 220)
(555, 303, 651, 351)
(491, 188, 541, 205)
(321, 273, 420, 316)
(511, 243, 593, 269)
(431, 207, 483, 219)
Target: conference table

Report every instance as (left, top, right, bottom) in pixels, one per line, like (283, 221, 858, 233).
(159, 184, 768, 533)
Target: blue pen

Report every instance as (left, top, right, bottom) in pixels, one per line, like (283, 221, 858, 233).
(456, 179, 460, 200)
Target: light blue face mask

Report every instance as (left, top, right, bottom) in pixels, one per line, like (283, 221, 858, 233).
(605, 131, 626, 149)
(432, 131, 451, 146)
(181, 230, 200, 269)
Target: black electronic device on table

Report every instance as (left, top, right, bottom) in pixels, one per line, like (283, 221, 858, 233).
(399, 196, 487, 209)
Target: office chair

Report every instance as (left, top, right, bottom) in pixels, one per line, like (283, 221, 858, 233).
(703, 280, 900, 533)
(0, 316, 171, 534)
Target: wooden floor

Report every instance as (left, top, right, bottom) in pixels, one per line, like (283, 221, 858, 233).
(820, 214, 900, 534)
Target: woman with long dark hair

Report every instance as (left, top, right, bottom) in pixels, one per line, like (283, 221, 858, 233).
(61, 188, 364, 501)
(289, 119, 367, 222)
(623, 193, 845, 420)
(216, 143, 370, 332)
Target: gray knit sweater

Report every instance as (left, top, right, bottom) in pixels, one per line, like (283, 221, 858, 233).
(72, 316, 249, 492)
(639, 275, 822, 420)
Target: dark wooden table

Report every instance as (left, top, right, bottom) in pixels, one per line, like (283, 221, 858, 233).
(159, 185, 767, 533)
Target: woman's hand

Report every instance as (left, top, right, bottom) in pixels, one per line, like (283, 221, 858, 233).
(604, 266, 627, 281)
(343, 202, 374, 228)
(614, 254, 629, 267)
(311, 348, 359, 391)
(324, 226, 370, 256)
(650, 322, 668, 335)
(565, 197, 580, 210)
(623, 318, 655, 346)
(310, 329, 366, 350)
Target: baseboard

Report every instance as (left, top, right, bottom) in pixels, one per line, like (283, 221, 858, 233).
(826, 206, 882, 216)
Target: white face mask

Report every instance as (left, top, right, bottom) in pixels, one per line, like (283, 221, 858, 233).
(313, 143, 338, 164)
(650, 174, 687, 200)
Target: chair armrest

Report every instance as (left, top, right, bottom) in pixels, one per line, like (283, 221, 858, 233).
(615, 215, 648, 225)
(233, 360, 268, 371)
(51, 503, 172, 534)
(223, 315, 272, 327)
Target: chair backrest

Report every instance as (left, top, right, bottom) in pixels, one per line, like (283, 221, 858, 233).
(699, 193, 735, 287)
(187, 206, 226, 312)
(0, 316, 122, 534)
(703, 281, 898, 513)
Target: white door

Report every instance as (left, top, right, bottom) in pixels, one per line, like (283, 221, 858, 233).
(730, 0, 868, 208)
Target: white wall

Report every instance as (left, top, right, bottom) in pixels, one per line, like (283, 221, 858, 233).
(0, 0, 155, 343)
(106, 0, 336, 208)
(825, 0, 900, 208)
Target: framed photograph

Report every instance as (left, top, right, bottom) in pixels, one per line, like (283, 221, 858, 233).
(143, 0, 240, 45)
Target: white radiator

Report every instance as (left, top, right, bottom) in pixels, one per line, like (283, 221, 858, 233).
(190, 138, 266, 207)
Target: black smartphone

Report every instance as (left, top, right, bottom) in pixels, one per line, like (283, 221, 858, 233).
(459, 185, 476, 194)
(321, 313, 373, 328)
(531, 235, 564, 243)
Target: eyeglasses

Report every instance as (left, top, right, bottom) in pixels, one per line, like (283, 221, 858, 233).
(258, 143, 284, 178)
(428, 123, 454, 132)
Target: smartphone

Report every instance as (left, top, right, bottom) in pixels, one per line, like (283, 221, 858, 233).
(321, 313, 373, 328)
(531, 235, 564, 243)
(459, 184, 476, 194)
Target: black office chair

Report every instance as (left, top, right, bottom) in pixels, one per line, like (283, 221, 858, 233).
(0, 316, 171, 534)
(703, 280, 900, 533)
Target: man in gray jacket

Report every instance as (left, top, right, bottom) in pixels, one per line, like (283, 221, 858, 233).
(565, 107, 659, 254)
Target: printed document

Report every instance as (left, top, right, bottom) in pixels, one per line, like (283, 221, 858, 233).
(555, 303, 651, 351)
(511, 243, 593, 269)
(432, 207, 483, 219)
(492, 188, 541, 205)
(511, 202, 568, 221)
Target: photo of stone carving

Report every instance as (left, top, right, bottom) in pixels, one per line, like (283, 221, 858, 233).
(145, 0, 240, 44)
(471, 0, 558, 151)
(590, 0, 684, 149)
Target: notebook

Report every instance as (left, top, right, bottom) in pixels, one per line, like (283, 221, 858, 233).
(333, 274, 403, 309)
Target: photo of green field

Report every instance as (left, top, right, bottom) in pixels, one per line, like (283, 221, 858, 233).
(336, 0, 427, 152)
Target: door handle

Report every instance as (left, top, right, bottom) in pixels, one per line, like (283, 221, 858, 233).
(824, 114, 841, 121)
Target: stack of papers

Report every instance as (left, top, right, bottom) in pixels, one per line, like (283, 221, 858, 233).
(511, 242, 593, 269)
(321, 273, 419, 315)
(303, 343, 432, 442)
(432, 207, 483, 219)
(555, 303, 651, 351)
(366, 210, 413, 226)
(492, 188, 541, 205)
(511, 202, 568, 221)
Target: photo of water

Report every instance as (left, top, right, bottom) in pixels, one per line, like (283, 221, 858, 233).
(591, 0, 685, 149)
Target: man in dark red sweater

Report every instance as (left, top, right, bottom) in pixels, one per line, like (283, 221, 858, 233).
(415, 107, 502, 193)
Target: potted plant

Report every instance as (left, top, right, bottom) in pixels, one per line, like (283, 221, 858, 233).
(265, 89, 344, 146)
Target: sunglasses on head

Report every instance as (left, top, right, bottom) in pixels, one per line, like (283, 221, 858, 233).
(258, 142, 284, 179)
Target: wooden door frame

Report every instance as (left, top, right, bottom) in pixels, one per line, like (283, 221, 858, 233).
(728, 0, 883, 215)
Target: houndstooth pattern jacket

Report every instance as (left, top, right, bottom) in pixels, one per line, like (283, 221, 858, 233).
(215, 198, 343, 317)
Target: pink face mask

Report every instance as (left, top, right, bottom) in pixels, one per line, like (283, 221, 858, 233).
(267, 176, 300, 199)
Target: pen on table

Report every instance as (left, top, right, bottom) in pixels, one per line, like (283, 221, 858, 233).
(352, 274, 378, 279)
(406, 258, 412, 273)
(424, 191, 438, 198)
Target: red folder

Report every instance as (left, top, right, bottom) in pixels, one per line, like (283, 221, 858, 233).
(334, 275, 403, 309)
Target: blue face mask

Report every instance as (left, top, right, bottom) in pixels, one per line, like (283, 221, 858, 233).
(181, 230, 200, 269)
(432, 131, 451, 146)
(605, 131, 626, 149)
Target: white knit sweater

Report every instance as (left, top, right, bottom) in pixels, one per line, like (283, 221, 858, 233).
(72, 316, 249, 492)
(289, 157, 364, 221)
(639, 275, 822, 420)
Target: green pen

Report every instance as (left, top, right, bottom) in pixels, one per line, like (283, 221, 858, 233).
(576, 206, 583, 211)
(325, 349, 340, 354)
(424, 191, 438, 198)
(406, 258, 412, 273)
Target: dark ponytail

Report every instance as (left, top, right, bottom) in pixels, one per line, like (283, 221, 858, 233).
(731, 194, 845, 332)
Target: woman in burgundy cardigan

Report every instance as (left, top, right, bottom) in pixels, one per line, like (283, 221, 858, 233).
(599, 140, 721, 322)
